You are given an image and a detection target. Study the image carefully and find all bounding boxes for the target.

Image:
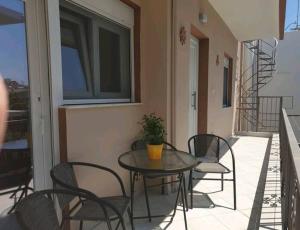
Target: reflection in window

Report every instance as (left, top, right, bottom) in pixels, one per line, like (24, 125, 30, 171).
(99, 28, 121, 93)
(60, 3, 132, 103)
(61, 21, 87, 92)
(0, 0, 33, 209)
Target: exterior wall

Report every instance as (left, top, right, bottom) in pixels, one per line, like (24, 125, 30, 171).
(260, 31, 300, 115)
(62, 0, 239, 201)
(63, 0, 171, 199)
(173, 0, 238, 150)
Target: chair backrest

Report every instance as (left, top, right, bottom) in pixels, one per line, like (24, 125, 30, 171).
(50, 163, 78, 209)
(131, 140, 177, 151)
(15, 191, 60, 230)
(188, 134, 220, 161)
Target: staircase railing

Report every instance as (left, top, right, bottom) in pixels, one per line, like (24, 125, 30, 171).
(237, 38, 280, 132)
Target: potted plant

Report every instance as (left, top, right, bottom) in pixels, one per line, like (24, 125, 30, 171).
(140, 113, 166, 160)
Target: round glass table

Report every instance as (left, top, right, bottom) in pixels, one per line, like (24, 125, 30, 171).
(118, 149, 199, 229)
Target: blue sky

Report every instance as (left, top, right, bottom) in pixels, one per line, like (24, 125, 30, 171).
(0, 0, 28, 85)
(285, 0, 300, 31)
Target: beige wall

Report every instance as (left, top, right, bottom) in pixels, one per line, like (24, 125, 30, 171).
(64, 0, 171, 198)
(63, 0, 239, 198)
(173, 0, 238, 151)
(62, 0, 239, 188)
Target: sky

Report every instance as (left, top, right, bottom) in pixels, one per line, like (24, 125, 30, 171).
(285, 0, 300, 31)
(0, 0, 28, 85)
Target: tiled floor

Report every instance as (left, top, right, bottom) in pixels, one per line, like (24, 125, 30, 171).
(84, 135, 278, 230)
(259, 134, 282, 230)
(0, 135, 281, 230)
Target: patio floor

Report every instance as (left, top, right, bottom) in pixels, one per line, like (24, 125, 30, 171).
(0, 135, 280, 229)
(85, 134, 280, 230)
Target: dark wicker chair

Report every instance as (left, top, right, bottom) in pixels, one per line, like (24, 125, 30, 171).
(13, 189, 115, 230)
(188, 134, 236, 210)
(131, 140, 188, 222)
(50, 162, 132, 230)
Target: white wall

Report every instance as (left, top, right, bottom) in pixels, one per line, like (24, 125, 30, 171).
(260, 32, 300, 115)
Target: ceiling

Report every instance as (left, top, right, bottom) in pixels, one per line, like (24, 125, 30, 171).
(208, 0, 283, 41)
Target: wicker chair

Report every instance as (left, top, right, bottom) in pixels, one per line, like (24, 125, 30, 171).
(188, 134, 236, 210)
(131, 140, 188, 222)
(50, 162, 132, 230)
(13, 189, 115, 230)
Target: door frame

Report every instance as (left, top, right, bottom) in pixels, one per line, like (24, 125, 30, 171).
(191, 25, 209, 134)
(25, 0, 54, 190)
(189, 35, 199, 138)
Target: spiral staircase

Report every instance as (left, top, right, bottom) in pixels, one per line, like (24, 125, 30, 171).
(238, 39, 279, 132)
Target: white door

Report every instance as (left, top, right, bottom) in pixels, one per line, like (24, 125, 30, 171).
(25, 0, 53, 190)
(189, 36, 199, 138)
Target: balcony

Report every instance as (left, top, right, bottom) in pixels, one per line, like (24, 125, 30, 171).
(73, 134, 280, 230)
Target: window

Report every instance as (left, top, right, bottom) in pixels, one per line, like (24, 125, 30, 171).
(223, 56, 233, 107)
(60, 3, 132, 103)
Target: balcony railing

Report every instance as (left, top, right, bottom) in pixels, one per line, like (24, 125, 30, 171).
(279, 109, 300, 229)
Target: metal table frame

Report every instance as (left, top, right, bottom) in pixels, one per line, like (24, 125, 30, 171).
(119, 150, 199, 230)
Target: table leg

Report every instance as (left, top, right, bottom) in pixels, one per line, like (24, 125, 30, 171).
(171, 173, 183, 220)
(180, 173, 188, 229)
(130, 171, 135, 229)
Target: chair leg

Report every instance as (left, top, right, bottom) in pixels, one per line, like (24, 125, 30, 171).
(161, 178, 165, 195)
(221, 173, 224, 191)
(182, 176, 188, 211)
(143, 176, 152, 222)
(233, 172, 237, 210)
(127, 207, 134, 230)
(8, 187, 26, 214)
(79, 221, 83, 230)
(120, 217, 126, 230)
(189, 170, 193, 209)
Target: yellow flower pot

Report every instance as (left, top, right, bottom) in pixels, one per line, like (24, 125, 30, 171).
(147, 144, 163, 160)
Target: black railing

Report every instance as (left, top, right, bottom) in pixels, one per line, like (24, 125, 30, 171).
(279, 109, 300, 229)
(238, 96, 293, 132)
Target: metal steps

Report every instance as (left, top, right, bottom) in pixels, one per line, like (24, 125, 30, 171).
(239, 39, 278, 132)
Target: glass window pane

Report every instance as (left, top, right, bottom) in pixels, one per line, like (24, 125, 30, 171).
(61, 20, 88, 95)
(99, 28, 121, 93)
(0, 0, 33, 212)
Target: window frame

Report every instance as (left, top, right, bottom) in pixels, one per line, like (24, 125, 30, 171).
(60, 1, 135, 105)
(222, 54, 233, 108)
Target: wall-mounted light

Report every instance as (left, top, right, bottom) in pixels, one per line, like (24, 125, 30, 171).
(199, 13, 208, 24)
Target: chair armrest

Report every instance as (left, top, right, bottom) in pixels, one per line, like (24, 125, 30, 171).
(218, 137, 236, 172)
(69, 162, 126, 196)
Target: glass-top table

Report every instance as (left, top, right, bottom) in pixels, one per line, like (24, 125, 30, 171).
(118, 149, 199, 229)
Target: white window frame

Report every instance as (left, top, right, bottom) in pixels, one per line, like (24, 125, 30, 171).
(60, 0, 135, 105)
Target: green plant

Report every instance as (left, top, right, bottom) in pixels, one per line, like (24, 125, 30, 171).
(140, 113, 166, 145)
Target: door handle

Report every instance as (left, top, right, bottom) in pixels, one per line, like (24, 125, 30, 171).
(192, 92, 197, 110)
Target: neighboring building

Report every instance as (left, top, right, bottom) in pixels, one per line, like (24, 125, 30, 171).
(260, 31, 300, 115)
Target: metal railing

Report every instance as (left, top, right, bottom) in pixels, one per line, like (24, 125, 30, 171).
(279, 109, 300, 229)
(238, 96, 293, 132)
